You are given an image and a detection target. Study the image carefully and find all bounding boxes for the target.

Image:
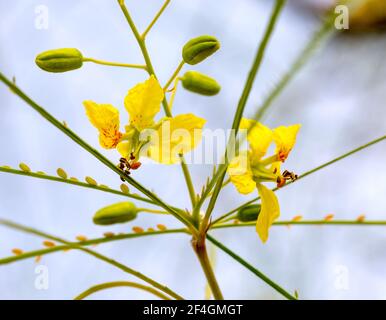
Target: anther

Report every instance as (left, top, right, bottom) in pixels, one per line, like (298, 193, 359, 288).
(156, 224, 167, 231)
(43, 240, 56, 248)
(12, 248, 23, 255)
(76, 235, 88, 242)
(132, 226, 144, 233)
(130, 162, 142, 170)
(276, 176, 286, 188)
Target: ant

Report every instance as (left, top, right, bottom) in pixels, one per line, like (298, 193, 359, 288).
(276, 170, 298, 188)
(118, 153, 142, 181)
(282, 170, 298, 181)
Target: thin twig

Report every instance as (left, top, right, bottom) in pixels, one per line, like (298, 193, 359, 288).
(212, 220, 386, 229)
(0, 167, 153, 205)
(83, 57, 147, 70)
(163, 61, 184, 91)
(0, 218, 184, 300)
(3, 218, 386, 266)
(207, 234, 296, 300)
(141, 0, 171, 39)
(0, 227, 189, 265)
(74, 281, 171, 300)
(212, 135, 386, 225)
(254, 11, 336, 121)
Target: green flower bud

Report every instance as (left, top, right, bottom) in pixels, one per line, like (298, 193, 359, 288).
(181, 71, 221, 96)
(237, 204, 261, 222)
(35, 48, 83, 73)
(182, 35, 220, 65)
(93, 202, 138, 226)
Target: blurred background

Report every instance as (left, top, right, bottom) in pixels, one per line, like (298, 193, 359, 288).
(0, 0, 385, 299)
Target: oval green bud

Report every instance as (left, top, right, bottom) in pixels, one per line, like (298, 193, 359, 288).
(182, 35, 220, 65)
(85, 176, 97, 186)
(56, 168, 68, 179)
(181, 71, 221, 96)
(237, 204, 261, 222)
(93, 202, 138, 226)
(120, 183, 130, 194)
(19, 163, 31, 173)
(35, 48, 83, 73)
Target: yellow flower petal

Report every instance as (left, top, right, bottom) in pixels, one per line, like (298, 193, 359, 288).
(124, 75, 164, 131)
(228, 151, 256, 195)
(116, 140, 132, 158)
(83, 100, 122, 149)
(240, 118, 273, 160)
(256, 183, 280, 243)
(147, 113, 206, 164)
(273, 124, 301, 162)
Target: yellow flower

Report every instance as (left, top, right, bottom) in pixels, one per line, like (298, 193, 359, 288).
(240, 118, 273, 161)
(256, 183, 280, 243)
(84, 75, 206, 168)
(83, 101, 122, 149)
(228, 151, 255, 194)
(147, 113, 206, 164)
(124, 75, 164, 131)
(273, 125, 301, 162)
(228, 118, 300, 243)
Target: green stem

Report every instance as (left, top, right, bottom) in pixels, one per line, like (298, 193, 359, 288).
(212, 134, 386, 225)
(180, 156, 196, 207)
(192, 238, 224, 300)
(4, 218, 386, 267)
(253, 11, 336, 121)
(0, 227, 189, 265)
(138, 208, 169, 214)
(0, 166, 153, 205)
(232, 0, 287, 134)
(168, 77, 180, 109)
(212, 220, 386, 229)
(74, 281, 172, 300)
(0, 218, 184, 300)
(179, 157, 196, 210)
(117, 0, 196, 212)
(164, 61, 184, 91)
(207, 234, 296, 300)
(216, 215, 236, 224)
(0, 219, 183, 300)
(0, 72, 196, 235)
(83, 58, 147, 70)
(141, 0, 171, 39)
(207, 179, 231, 197)
(118, 1, 171, 115)
(200, 0, 287, 231)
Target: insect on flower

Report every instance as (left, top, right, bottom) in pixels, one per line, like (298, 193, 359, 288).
(228, 119, 301, 243)
(84, 76, 206, 179)
(117, 155, 142, 180)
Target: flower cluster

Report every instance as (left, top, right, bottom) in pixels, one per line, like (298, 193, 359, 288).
(84, 75, 206, 168)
